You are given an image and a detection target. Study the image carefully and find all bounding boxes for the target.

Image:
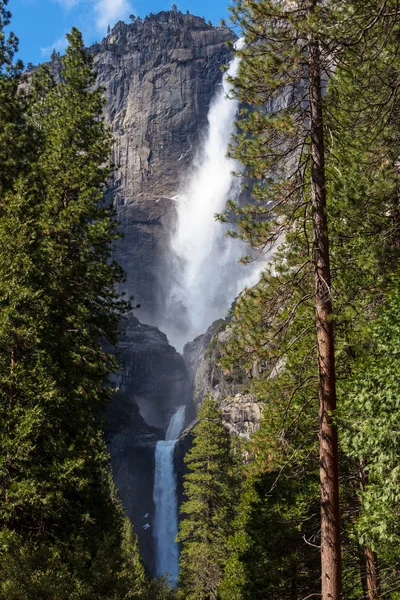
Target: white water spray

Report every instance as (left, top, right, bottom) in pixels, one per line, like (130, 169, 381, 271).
(162, 39, 263, 350)
(153, 406, 186, 585)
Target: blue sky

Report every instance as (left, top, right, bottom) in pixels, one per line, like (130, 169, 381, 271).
(7, 0, 233, 65)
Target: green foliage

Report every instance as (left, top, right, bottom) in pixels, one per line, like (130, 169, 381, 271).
(220, 470, 321, 600)
(177, 396, 240, 599)
(212, 1, 400, 598)
(0, 0, 30, 192)
(0, 25, 155, 599)
(339, 281, 400, 587)
(0, 25, 126, 538)
(3, 1, 400, 598)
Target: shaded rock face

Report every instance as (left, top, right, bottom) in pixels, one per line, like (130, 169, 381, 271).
(183, 319, 224, 382)
(106, 313, 191, 571)
(118, 313, 191, 430)
(221, 394, 263, 440)
(91, 12, 235, 324)
(106, 393, 161, 572)
(175, 318, 263, 515)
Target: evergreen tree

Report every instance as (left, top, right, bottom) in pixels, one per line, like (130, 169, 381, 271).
(215, 6, 400, 594)
(220, 442, 323, 600)
(324, 31, 400, 598)
(221, 2, 340, 591)
(220, 2, 400, 597)
(0, 27, 152, 598)
(177, 396, 239, 600)
(339, 281, 400, 597)
(0, 0, 29, 193)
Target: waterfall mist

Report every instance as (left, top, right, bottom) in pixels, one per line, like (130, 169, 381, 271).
(161, 39, 263, 351)
(153, 406, 186, 585)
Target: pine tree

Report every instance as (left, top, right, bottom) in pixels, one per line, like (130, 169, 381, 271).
(220, 465, 322, 600)
(220, 2, 400, 597)
(0, 27, 152, 598)
(223, 2, 341, 591)
(177, 396, 239, 600)
(215, 7, 400, 593)
(0, 0, 29, 193)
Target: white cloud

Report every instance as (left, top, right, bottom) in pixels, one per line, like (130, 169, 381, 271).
(55, 0, 81, 9)
(94, 0, 134, 32)
(44, 0, 135, 54)
(41, 33, 69, 57)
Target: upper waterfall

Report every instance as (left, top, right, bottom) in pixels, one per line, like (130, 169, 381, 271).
(161, 38, 262, 351)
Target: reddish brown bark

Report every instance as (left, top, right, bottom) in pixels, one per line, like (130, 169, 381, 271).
(362, 546, 379, 600)
(359, 461, 379, 600)
(308, 4, 343, 598)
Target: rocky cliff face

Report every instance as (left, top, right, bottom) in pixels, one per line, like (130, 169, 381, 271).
(175, 319, 264, 523)
(91, 12, 235, 325)
(117, 313, 191, 430)
(106, 312, 191, 570)
(183, 318, 263, 436)
(106, 391, 160, 572)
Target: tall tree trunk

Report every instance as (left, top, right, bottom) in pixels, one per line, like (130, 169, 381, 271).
(308, 4, 343, 598)
(359, 460, 379, 600)
(362, 547, 379, 600)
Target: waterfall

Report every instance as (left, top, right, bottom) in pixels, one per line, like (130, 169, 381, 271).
(152, 38, 270, 585)
(161, 38, 263, 351)
(153, 406, 186, 585)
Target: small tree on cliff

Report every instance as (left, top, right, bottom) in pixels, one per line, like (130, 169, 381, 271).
(177, 395, 239, 600)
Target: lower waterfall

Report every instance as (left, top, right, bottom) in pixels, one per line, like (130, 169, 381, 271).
(153, 406, 186, 585)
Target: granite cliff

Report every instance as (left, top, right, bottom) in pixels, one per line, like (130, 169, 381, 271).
(91, 12, 235, 324)
(183, 318, 263, 438)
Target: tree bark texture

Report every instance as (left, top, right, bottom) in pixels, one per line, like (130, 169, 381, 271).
(359, 460, 379, 600)
(308, 5, 343, 598)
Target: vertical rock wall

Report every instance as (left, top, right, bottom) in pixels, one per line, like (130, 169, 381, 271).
(92, 12, 235, 324)
(106, 314, 191, 571)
